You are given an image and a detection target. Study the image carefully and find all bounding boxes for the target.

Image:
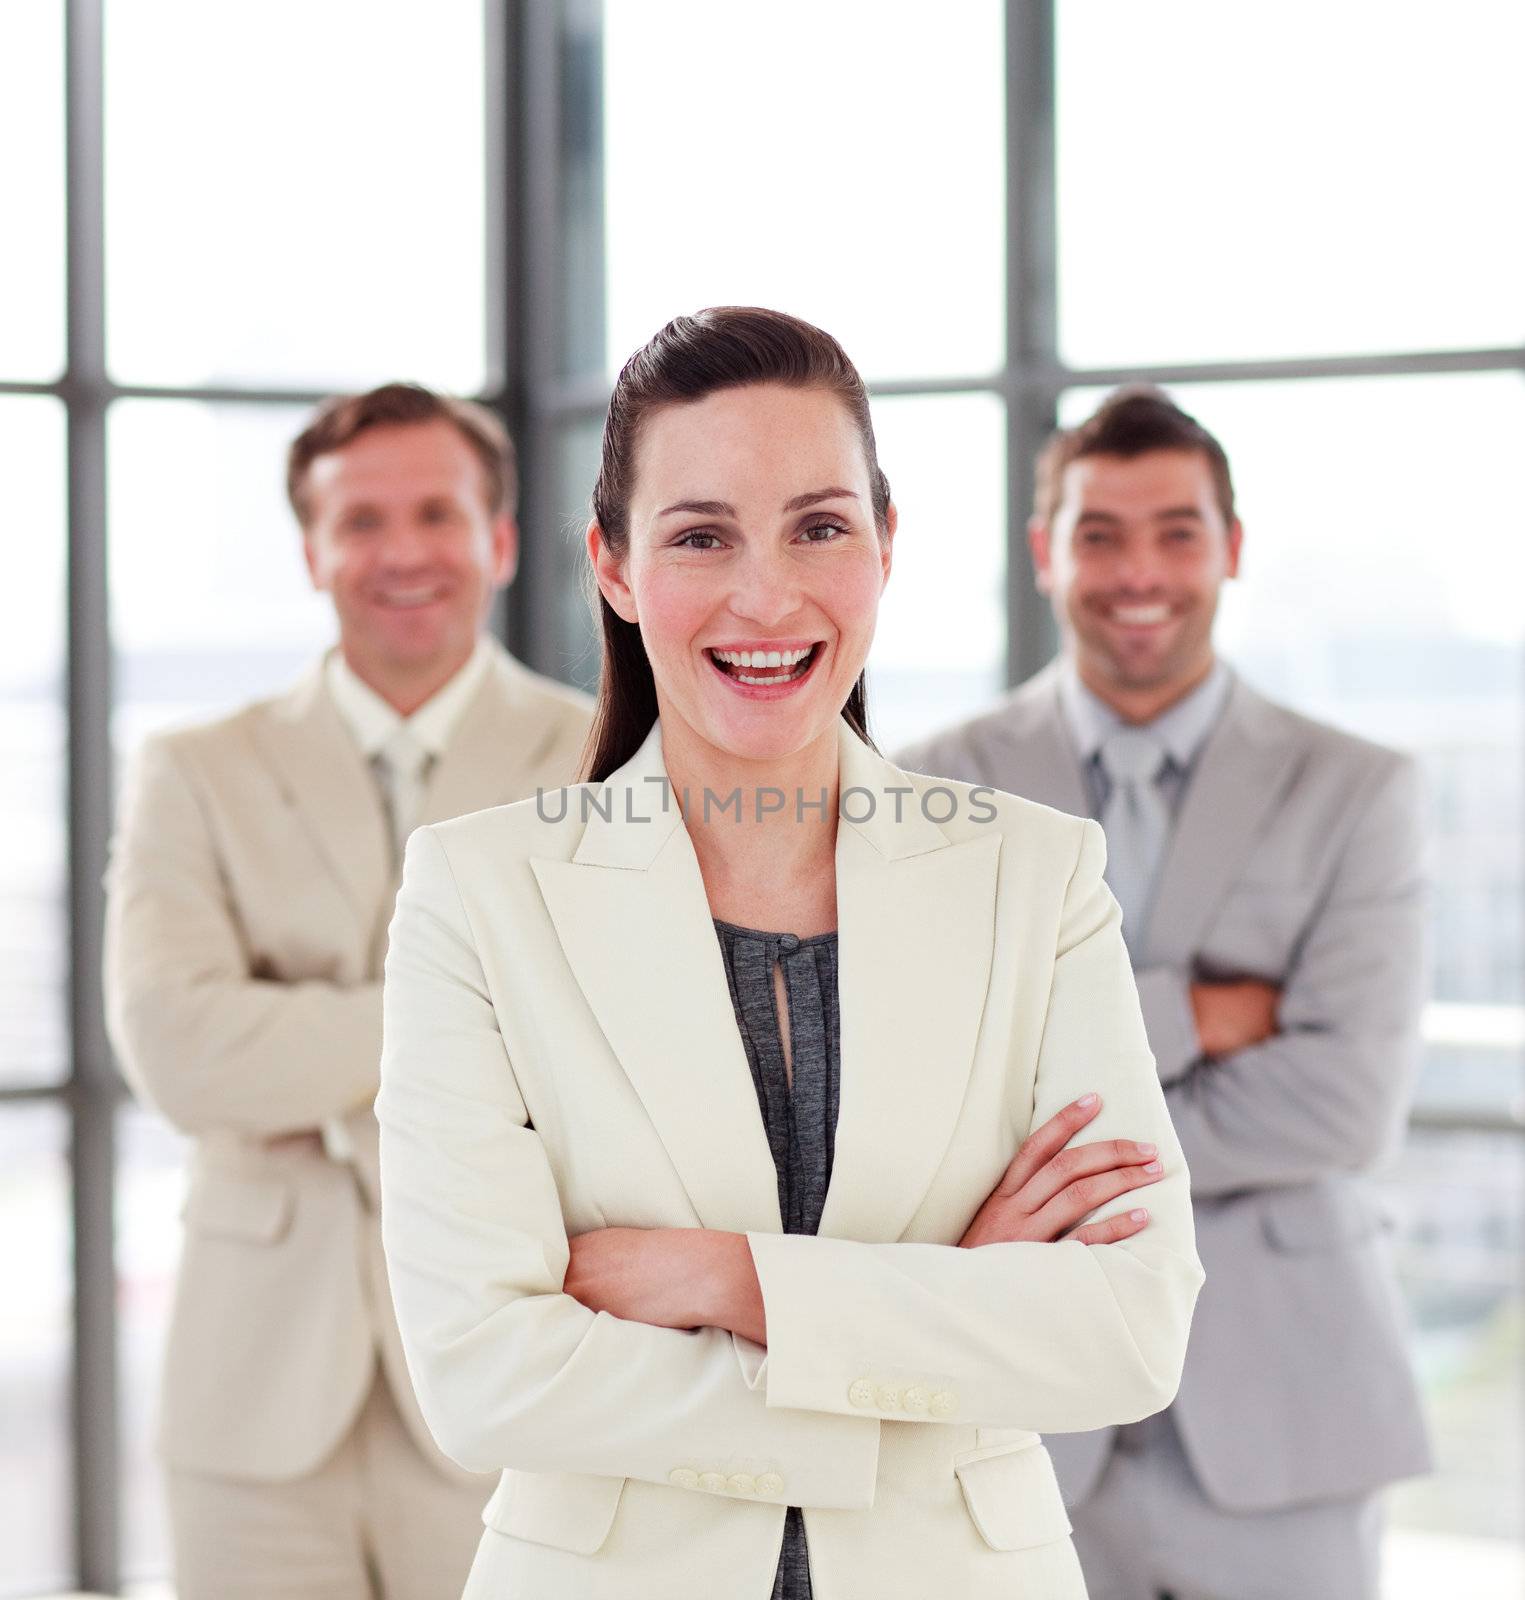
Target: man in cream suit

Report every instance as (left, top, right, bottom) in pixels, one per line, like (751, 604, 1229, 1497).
(104, 382, 593, 1599)
(896, 387, 1431, 1600)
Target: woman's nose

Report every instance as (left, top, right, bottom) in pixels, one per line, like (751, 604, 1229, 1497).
(727, 549, 804, 624)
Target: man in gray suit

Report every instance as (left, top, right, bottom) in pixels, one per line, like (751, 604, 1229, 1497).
(896, 388, 1431, 1600)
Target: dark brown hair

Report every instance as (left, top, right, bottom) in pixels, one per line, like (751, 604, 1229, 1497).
(286, 381, 517, 527)
(581, 307, 892, 784)
(1033, 385, 1236, 526)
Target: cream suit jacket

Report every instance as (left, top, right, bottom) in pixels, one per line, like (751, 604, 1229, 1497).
(376, 715, 1205, 1599)
(103, 638, 592, 1481)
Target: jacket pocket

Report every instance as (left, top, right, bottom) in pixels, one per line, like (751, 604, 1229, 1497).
(954, 1441, 1072, 1551)
(481, 1468, 627, 1555)
(1260, 1184, 1381, 1253)
(181, 1174, 294, 1244)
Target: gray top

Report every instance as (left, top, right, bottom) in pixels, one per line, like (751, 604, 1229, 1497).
(712, 919, 841, 1600)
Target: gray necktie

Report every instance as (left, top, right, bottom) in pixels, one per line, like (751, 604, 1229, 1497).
(1097, 728, 1171, 954)
(375, 726, 433, 867)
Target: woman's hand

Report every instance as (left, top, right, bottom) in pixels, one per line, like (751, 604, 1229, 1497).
(564, 1227, 766, 1342)
(958, 1092, 1163, 1249)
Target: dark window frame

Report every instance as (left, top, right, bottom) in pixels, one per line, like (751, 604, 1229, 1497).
(1, 0, 1520, 1588)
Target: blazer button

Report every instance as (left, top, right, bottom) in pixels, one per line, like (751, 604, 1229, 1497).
(755, 1472, 785, 1496)
(848, 1379, 876, 1408)
(698, 1472, 726, 1494)
(902, 1385, 930, 1413)
(874, 1383, 902, 1411)
(727, 1473, 756, 1496)
(929, 1390, 957, 1417)
(668, 1467, 699, 1490)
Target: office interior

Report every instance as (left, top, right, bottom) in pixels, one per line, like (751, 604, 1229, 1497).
(1, 1, 1521, 1596)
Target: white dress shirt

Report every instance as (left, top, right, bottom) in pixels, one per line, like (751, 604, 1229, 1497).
(325, 634, 493, 776)
(319, 635, 493, 1160)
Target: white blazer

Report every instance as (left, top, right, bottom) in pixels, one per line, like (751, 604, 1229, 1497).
(376, 715, 1203, 1599)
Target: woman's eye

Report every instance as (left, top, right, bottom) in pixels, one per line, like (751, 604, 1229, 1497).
(800, 520, 848, 543)
(675, 530, 722, 550)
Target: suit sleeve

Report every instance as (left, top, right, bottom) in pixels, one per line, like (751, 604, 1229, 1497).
(375, 825, 881, 1505)
(103, 734, 383, 1137)
(1131, 967, 1201, 1085)
(1163, 754, 1429, 1196)
(744, 818, 1205, 1435)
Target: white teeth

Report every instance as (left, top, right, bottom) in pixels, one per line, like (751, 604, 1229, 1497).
(380, 588, 440, 606)
(711, 645, 814, 667)
(1111, 605, 1170, 625)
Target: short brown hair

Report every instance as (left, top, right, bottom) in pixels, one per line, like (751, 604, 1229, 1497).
(286, 381, 517, 527)
(1034, 386, 1235, 526)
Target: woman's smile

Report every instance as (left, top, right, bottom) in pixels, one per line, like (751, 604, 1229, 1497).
(703, 639, 826, 698)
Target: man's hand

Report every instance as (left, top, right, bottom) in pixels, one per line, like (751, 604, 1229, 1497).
(1190, 979, 1282, 1058)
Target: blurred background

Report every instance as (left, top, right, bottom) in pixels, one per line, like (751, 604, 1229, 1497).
(1, 1, 1521, 1595)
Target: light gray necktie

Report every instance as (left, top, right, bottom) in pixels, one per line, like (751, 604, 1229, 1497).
(375, 725, 433, 867)
(325, 726, 430, 1166)
(1097, 728, 1172, 954)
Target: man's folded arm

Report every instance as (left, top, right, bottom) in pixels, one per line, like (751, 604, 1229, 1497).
(104, 735, 383, 1137)
(1163, 755, 1428, 1195)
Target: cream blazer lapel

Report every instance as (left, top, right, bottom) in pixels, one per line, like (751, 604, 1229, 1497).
(422, 642, 585, 833)
(531, 717, 1002, 1247)
(253, 644, 583, 970)
(252, 659, 394, 940)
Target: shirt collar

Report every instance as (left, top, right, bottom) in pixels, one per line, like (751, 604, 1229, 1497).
(324, 635, 493, 760)
(1057, 655, 1231, 771)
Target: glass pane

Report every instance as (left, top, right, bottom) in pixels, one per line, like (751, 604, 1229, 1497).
(119, 1101, 188, 1586)
(1380, 1129, 1525, 1564)
(108, 400, 335, 749)
(867, 392, 1006, 751)
(601, 0, 1004, 384)
(0, 2, 65, 381)
(0, 1103, 72, 1593)
(1057, 1, 1525, 366)
(0, 398, 67, 1087)
(1058, 373, 1525, 1564)
(105, 2, 489, 391)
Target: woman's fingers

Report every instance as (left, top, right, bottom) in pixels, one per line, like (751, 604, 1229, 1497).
(1015, 1136, 1160, 1214)
(1067, 1207, 1150, 1247)
(991, 1092, 1103, 1197)
(1030, 1160, 1165, 1240)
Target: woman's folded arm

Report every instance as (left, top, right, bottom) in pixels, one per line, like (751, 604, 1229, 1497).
(376, 825, 880, 1508)
(743, 819, 1205, 1434)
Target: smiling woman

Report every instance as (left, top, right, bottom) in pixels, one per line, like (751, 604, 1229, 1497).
(375, 307, 1205, 1600)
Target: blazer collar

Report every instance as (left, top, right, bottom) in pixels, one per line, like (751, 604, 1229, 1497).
(1141, 671, 1303, 964)
(568, 715, 953, 871)
(255, 640, 568, 932)
(532, 716, 1000, 1242)
(1017, 661, 1301, 965)
(990, 660, 1092, 818)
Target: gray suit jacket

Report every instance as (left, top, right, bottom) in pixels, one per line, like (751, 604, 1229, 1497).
(895, 660, 1433, 1512)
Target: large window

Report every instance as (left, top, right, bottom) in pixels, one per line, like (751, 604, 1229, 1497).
(2, 2, 1520, 1594)
(1, 3, 501, 1591)
(1054, 3, 1525, 1581)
